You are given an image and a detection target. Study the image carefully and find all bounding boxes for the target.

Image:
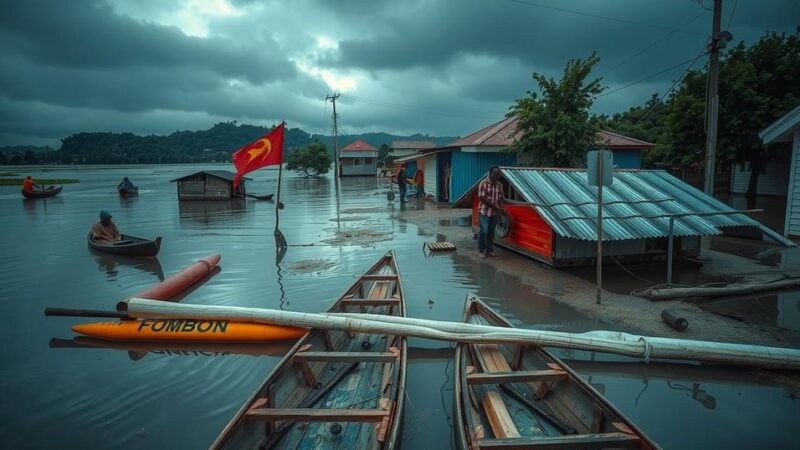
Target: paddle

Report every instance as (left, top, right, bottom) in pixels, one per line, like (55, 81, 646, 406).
(45, 307, 128, 319)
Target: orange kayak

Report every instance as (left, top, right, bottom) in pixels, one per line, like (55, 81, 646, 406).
(72, 319, 306, 342)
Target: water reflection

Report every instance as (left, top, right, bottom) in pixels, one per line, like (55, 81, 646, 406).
(178, 199, 247, 225)
(118, 194, 139, 208)
(49, 337, 294, 361)
(91, 251, 165, 281)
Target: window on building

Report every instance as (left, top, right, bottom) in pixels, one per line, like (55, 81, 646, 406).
(365, 158, 373, 165)
(354, 159, 360, 166)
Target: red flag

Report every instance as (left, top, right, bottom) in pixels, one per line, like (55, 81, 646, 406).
(232, 123, 285, 187)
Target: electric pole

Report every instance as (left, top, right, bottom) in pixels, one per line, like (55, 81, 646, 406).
(326, 93, 340, 179)
(703, 0, 722, 195)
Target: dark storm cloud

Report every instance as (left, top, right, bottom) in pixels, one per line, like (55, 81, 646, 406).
(0, 0, 797, 146)
(0, 0, 295, 84)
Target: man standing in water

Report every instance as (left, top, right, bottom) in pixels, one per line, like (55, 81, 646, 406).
(477, 166, 504, 258)
(90, 210, 122, 243)
(396, 164, 408, 203)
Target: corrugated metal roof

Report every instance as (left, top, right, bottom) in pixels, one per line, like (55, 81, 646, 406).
(391, 140, 435, 149)
(458, 168, 761, 241)
(596, 130, 655, 148)
(170, 170, 251, 182)
(341, 139, 377, 152)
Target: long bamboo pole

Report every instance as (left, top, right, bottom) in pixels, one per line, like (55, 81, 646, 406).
(125, 298, 800, 370)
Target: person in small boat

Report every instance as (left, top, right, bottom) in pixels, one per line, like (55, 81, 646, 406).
(117, 177, 135, 190)
(22, 176, 40, 192)
(90, 210, 122, 244)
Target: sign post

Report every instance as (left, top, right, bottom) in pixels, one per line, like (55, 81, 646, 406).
(588, 150, 613, 305)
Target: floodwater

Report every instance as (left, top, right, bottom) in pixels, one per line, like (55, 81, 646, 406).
(0, 165, 797, 449)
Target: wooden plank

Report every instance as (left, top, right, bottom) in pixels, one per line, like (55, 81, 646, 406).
(361, 274, 399, 281)
(478, 432, 641, 449)
(482, 391, 521, 438)
(294, 361, 318, 387)
(293, 351, 398, 363)
(246, 408, 388, 422)
(467, 370, 568, 385)
(340, 298, 400, 306)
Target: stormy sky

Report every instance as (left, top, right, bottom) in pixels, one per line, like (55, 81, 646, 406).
(0, 0, 797, 146)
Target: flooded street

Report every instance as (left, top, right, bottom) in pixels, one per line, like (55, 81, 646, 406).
(0, 165, 797, 449)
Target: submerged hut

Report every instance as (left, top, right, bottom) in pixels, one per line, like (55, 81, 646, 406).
(170, 170, 249, 200)
(339, 140, 378, 177)
(454, 167, 792, 267)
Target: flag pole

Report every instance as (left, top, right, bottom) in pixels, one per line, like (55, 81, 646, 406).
(274, 121, 286, 248)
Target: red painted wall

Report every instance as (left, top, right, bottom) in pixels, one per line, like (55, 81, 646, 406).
(471, 200, 553, 259)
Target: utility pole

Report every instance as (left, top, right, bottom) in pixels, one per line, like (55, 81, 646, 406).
(703, 0, 722, 195)
(326, 94, 340, 179)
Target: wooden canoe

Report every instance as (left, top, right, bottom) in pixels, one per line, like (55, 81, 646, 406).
(211, 251, 407, 450)
(21, 185, 62, 198)
(118, 186, 139, 197)
(87, 233, 162, 257)
(453, 295, 661, 450)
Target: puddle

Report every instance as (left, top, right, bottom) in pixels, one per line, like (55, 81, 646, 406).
(321, 228, 392, 246)
(690, 292, 800, 332)
(437, 215, 472, 227)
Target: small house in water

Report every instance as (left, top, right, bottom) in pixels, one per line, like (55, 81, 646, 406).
(170, 170, 249, 200)
(339, 140, 378, 176)
(454, 167, 791, 267)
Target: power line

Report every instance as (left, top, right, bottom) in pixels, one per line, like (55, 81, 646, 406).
(341, 94, 493, 120)
(600, 11, 707, 78)
(631, 47, 708, 126)
(726, 0, 738, 29)
(597, 55, 703, 98)
(507, 0, 707, 36)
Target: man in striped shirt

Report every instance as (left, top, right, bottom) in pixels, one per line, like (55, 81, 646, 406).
(477, 166, 504, 257)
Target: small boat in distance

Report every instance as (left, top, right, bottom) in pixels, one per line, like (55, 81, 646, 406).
(22, 186, 62, 199)
(211, 251, 407, 450)
(87, 233, 162, 257)
(453, 295, 660, 450)
(118, 185, 139, 197)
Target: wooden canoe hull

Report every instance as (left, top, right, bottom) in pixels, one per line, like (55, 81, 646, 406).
(21, 186, 62, 198)
(453, 296, 661, 450)
(212, 251, 407, 450)
(87, 233, 162, 257)
(72, 320, 306, 342)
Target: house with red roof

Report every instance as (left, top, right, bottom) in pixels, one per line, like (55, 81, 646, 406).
(436, 117, 655, 203)
(339, 139, 378, 176)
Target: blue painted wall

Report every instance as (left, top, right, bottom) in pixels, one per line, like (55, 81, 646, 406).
(450, 151, 516, 203)
(609, 149, 641, 169)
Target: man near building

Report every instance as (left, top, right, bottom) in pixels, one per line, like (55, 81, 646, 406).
(477, 166, 504, 258)
(396, 164, 408, 203)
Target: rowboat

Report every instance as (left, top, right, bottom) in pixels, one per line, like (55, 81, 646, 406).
(211, 251, 407, 450)
(21, 185, 62, 198)
(454, 296, 660, 450)
(87, 233, 162, 257)
(118, 186, 139, 197)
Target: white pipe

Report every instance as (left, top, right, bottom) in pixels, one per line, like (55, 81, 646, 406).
(126, 298, 800, 370)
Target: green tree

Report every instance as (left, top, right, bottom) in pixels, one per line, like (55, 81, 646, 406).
(509, 52, 605, 166)
(664, 29, 800, 196)
(286, 143, 332, 177)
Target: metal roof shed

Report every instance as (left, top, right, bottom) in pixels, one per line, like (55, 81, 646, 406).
(454, 167, 791, 267)
(170, 170, 250, 200)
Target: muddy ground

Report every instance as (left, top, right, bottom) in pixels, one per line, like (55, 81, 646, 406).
(396, 205, 800, 348)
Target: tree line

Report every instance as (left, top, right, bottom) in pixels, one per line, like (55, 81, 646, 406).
(0, 121, 455, 166)
(509, 29, 800, 197)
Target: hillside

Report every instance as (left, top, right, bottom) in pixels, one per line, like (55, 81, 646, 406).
(0, 122, 458, 165)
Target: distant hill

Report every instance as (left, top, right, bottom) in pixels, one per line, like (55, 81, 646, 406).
(0, 122, 459, 165)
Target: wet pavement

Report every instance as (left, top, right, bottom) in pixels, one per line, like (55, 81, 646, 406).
(0, 165, 798, 449)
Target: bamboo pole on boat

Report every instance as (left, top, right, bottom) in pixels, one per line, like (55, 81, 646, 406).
(125, 297, 800, 371)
